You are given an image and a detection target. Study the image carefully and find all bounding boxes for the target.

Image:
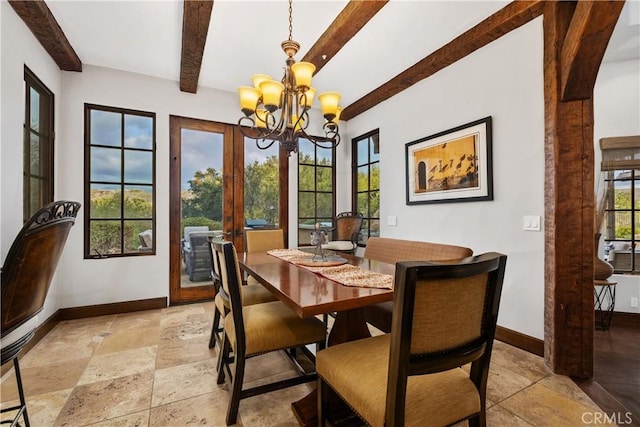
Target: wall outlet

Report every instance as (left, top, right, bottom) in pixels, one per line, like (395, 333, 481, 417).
(631, 297, 639, 308)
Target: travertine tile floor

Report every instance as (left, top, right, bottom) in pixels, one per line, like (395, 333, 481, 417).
(1, 302, 612, 426)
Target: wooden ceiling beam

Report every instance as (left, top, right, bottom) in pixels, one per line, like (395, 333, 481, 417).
(341, 0, 545, 121)
(180, 0, 214, 93)
(560, 1, 625, 101)
(8, 0, 82, 72)
(301, 0, 388, 74)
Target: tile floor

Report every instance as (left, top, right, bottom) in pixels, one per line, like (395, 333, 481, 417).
(1, 302, 613, 426)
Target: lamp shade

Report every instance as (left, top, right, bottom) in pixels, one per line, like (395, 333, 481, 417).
(298, 87, 316, 109)
(238, 86, 260, 116)
(252, 74, 272, 91)
(255, 109, 268, 129)
(291, 114, 304, 132)
(260, 80, 284, 112)
(334, 106, 343, 122)
(318, 92, 341, 120)
(291, 62, 315, 89)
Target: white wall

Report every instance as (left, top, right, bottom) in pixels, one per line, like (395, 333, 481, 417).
(594, 58, 640, 314)
(347, 18, 546, 339)
(1, 2, 63, 321)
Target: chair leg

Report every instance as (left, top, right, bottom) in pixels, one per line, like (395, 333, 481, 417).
(317, 377, 326, 427)
(209, 308, 222, 349)
(217, 333, 230, 385)
(14, 357, 30, 427)
(226, 349, 246, 426)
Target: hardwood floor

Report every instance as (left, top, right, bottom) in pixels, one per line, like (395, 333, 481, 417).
(589, 312, 640, 424)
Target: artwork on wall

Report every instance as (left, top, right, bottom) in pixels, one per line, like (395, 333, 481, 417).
(405, 116, 493, 205)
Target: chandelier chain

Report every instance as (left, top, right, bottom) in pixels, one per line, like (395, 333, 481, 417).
(288, 0, 293, 41)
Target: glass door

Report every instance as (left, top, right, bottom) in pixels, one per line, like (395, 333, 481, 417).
(169, 116, 234, 304)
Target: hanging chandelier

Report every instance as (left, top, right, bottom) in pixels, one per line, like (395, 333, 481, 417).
(237, 0, 342, 156)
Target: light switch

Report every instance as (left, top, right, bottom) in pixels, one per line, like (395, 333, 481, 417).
(523, 215, 541, 231)
(387, 216, 397, 226)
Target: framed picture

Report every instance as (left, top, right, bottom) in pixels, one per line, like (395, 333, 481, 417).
(405, 116, 493, 205)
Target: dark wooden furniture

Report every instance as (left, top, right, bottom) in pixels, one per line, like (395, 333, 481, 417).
(213, 242, 327, 426)
(593, 279, 617, 331)
(322, 211, 364, 255)
(1, 200, 80, 427)
(239, 251, 395, 426)
(317, 253, 508, 426)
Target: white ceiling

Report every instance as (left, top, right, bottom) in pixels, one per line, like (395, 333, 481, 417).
(45, 0, 639, 108)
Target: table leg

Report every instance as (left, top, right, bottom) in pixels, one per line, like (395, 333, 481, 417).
(291, 308, 371, 426)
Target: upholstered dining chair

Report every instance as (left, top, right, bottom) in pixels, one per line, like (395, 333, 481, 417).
(207, 239, 277, 350)
(244, 228, 286, 286)
(317, 252, 507, 427)
(321, 211, 363, 255)
(212, 240, 327, 426)
(1, 200, 81, 427)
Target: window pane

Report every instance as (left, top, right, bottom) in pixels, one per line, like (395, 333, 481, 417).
(612, 211, 632, 239)
(299, 192, 315, 217)
(317, 146, 333, 166)
(370, 163, 380, 191)
(298, 221, 312, 246)
(30, 177, 42, 215)
(245, 141, 280, 227)
(357, 166, 369, 192)
(370, 191, 380, 218)
(124, 185, 152, 218)
(124, 115, 153, 149)
(613, 179, 631, 209)
(124, 219, 152, 253)
(357, 192, 369, 217)
(29, 132, 40, 175)
(317, 193, 332, 217)
(369, 219, 380, 238)
(90, 220, 122, 255)
(370, 135, 380, 162)
(91, 184, 121, 218)
(357, 138, 368, 166)
(124, 150, 153, 184)
(30, 88, 40, 132)
(91, 147, 121, 182)
(317, 167, 332, 191)
(635, 176, 640, 209)
(91, 110, 121, 147)
(299, 165, 315, 191)
(298, 139, 314, 163)
(358, 219, 369, 245)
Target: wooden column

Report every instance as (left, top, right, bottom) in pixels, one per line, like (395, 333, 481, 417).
(543, 0, 624, 378)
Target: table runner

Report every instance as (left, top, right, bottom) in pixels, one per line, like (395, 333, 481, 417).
(266, 249, 393, 290)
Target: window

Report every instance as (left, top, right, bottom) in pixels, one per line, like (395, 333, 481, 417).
(298, 139, 335, 245)
(352, 130, 380, 245)
(24, 67, 54, 222)
(85, 104, 156, 258)
(600, 136, 640, 273)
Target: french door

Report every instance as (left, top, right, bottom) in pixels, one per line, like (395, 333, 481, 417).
(169, 116, 288, 304)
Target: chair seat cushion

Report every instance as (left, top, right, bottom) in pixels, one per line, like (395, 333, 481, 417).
(322, 241, 355, 251)
(225, 301, 326, 356)
(317, 334, 480, 427)
(216, 283, 278, 314)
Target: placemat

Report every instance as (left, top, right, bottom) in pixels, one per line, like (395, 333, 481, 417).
(267, 249, 393, 289)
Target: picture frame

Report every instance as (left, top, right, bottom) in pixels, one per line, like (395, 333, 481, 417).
(405, 116, 493, 205)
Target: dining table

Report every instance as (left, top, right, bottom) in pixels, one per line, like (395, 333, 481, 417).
(239, 249, 396, 427)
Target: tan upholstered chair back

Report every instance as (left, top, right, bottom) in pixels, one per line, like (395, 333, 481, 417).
(364, 237, 472, 265)
(245, 229, 285, 253)
(213, 241, 245, 307)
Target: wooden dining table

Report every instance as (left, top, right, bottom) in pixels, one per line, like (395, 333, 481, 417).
(239, 250, 395, 426)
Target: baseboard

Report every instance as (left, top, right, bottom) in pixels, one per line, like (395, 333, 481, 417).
(495, 325, 544, 357)
(58, 297, 167, 320)
(1, 297, 167, 377)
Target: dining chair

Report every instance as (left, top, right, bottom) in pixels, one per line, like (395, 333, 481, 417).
(317, 252, 507, 427)
(207, 239, 277, 350)
(212, 240, 327, 426)
(244, 228, 285, 286)
(321, 211, 363, 255)
(1, 200, 81, 427)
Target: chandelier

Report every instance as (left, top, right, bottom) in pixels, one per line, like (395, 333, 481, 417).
(237, 0, 342, 156)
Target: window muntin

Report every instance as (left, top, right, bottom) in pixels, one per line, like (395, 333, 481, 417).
(24, 67, 54, 222)
(352, 130, 380, 245)
(298, 139, 335, 245)
(85, 104, 156, 258)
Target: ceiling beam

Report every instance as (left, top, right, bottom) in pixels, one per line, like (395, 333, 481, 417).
(341, 0, 545, 121)
(560, 0, 624, 101)
(180, 0, 214, 93)
(8, 0, 82, 72)
(301, 0, 388, 74)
